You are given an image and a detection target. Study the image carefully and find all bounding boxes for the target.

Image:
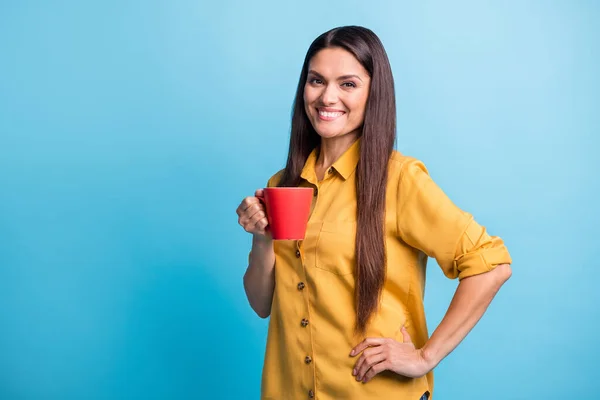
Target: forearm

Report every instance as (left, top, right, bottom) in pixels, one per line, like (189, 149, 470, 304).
(243, 236, 276, 318)
(421, 263, 512, 368)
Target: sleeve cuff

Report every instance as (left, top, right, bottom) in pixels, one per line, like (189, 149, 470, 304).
(456, 241, 512, 280)
(454, 219, 512, 280)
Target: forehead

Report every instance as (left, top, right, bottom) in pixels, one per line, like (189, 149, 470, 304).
(308, 47, 368, 77)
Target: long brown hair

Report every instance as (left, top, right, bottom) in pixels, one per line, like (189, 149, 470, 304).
(278, 26, 397, 334)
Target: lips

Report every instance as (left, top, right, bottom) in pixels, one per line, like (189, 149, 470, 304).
(317, 108, 346, 121)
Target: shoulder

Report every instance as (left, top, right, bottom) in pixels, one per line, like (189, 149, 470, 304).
(389, 150, 430, 180)
(266, 169, 285, 188)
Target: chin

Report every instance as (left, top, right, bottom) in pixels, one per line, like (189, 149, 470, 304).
(313, 124, 341, 138)
(315, 130, 341, 139)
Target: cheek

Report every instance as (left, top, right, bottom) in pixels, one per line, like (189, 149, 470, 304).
(303, 86, 316, 106)
(349, 98, 368, 121)
(303, 97, 312, 116)
(358, 93, 369, 114)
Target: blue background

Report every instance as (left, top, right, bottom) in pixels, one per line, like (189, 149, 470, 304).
(1, 1, 598, 399)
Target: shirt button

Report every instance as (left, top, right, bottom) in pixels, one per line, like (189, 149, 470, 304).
(301, 318, 309, 327)
(305, 356, 312, 364)
(295, 250, 301, 258)
(297, 282, 305, 290)
(308, 389, 315, 398)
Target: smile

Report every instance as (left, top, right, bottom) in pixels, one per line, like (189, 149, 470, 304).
(317, 109, 345, 121)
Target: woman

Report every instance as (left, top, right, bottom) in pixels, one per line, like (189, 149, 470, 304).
(236, 26, 512, 400)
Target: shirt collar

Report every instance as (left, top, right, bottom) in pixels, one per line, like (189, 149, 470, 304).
(300, 138, 361, 183)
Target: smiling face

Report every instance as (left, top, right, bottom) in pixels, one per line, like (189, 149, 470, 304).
(303, 47, 371, 141)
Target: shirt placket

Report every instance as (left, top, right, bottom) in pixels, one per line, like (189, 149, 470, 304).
(295, 239, 317, 399)
(296, 165, 336, 399)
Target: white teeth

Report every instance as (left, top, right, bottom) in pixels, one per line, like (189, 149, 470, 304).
(319, 111, 344, 118)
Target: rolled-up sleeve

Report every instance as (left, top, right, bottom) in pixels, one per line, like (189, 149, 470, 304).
(396, 158, 512, 280)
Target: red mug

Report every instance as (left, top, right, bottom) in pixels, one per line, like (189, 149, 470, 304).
(257, 187, 313, 240)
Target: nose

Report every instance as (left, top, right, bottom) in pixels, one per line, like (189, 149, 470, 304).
(320, 83, 338, 105)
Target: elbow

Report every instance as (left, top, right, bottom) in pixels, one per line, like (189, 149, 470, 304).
(249, 300, 271, 319)
(243, 275, 271, 319)
(252, 299, 271, 318)
(256, 309, 271, 319)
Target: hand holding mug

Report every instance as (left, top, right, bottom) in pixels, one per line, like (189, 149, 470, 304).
(236, 189, 271, 240)
(237, 187, 313, 241)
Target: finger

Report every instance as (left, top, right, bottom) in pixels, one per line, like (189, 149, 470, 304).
(250, 213, 269, 233)
(245, 203, 264, 221)
(352, 347, 381, 376)
(356, 351, 386, 381)
(238, 205, 261, 230)
(255, 217, 269, 233)
(236, 204, 245, 217)
(401, 326, 412, 344)
(246, 209, 267, 228)
(240, 196, 260, 213)
(363, 360, 389, 383)
(254, 189, 264, 198)
(239, 201, 264, 224)
(242, 211, 268, 234)
(237, 199, 254, 217)
(350, 337, 387, 357)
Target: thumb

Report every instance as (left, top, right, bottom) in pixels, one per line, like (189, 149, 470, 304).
(401, 325, 412, 344)
(255, 188, 264, 197)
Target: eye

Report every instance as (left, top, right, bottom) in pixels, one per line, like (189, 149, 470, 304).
(309, 78, 324, 85)
(342, 82, 356, 88)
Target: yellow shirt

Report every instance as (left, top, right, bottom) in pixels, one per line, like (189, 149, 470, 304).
(258, 138, 512, 400)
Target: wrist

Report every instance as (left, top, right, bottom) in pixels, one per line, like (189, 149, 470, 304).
(419, 344, 440, 372)
(252, 234, 274, 249)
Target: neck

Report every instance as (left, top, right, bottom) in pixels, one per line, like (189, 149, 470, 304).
(316, 132, 359, 170)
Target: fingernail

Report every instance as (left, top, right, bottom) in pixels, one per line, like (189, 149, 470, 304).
(352, 368, 356, 375)
(350, 350, 355, 356)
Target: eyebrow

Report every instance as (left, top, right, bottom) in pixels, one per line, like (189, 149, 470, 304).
(307, 70, 363, 82)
